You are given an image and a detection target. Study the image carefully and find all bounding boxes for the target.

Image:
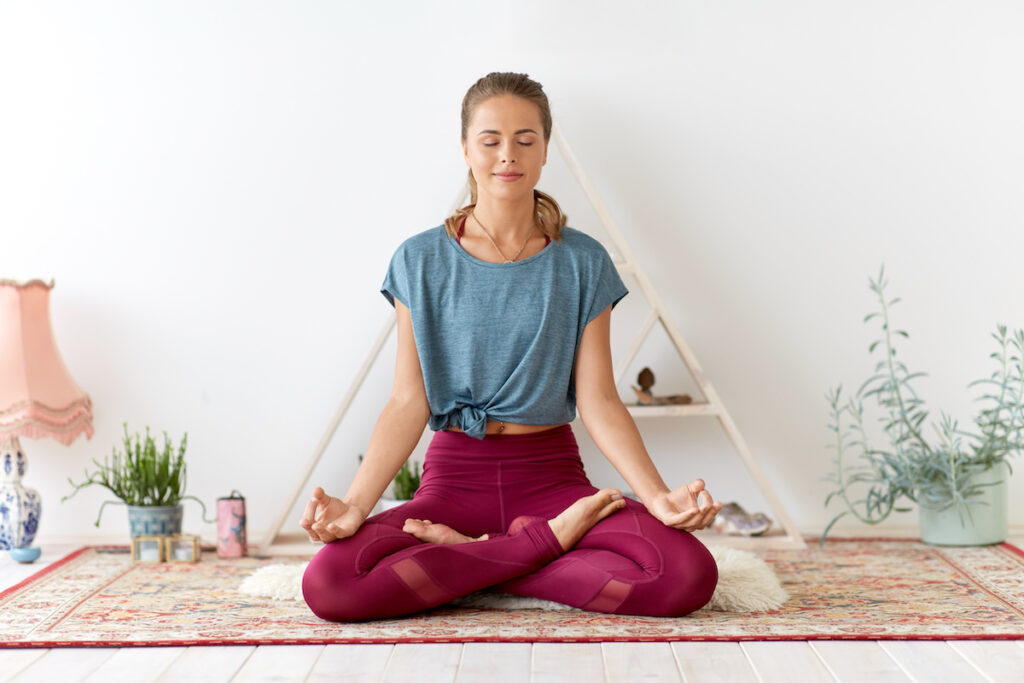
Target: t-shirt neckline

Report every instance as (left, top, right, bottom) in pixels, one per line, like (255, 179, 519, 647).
(443, 222, 556, 268)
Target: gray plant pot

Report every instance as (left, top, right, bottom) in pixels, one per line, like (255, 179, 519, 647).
(919, 462, 1009, 546)
(127, 504, 183, 538)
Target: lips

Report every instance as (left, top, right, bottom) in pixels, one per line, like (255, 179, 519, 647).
(495, 173, 522, 179)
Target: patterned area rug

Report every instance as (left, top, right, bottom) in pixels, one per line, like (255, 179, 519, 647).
(1, 539, 1022, 646)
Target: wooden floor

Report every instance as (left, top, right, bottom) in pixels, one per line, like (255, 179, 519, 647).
(2, 540, 1023, 683)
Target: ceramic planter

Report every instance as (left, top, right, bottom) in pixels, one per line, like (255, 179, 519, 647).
(379, 498, 410, 511)
(127, 504, 184, 538)
(919, 462, 1009, 546)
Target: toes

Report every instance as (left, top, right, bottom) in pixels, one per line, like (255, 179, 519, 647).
(402, 519, 427, 534)
(597, 497, 627, 520)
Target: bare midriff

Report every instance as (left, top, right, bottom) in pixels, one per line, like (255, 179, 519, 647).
(446, 420, 568, 436)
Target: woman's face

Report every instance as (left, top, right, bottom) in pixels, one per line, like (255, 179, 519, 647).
(462, 94, 548, 202)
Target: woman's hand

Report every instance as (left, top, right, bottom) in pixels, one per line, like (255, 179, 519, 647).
(299, 486, 368, 543)
(646, 479, 723, 532)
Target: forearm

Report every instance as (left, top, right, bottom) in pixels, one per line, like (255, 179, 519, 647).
(343, 395, 430, 516)
(579, 397, 671, 507)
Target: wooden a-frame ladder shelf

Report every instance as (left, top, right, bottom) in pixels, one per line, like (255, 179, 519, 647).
(262, 119, 805, 555)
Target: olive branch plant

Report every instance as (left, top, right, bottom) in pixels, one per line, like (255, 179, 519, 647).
(821, 265, 1024, 547)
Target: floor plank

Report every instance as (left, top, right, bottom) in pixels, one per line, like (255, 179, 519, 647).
(741, 641, 835, 682)
(0, 649, 49, 683)
(879, 641, 989, 682)
(156, 646, 256, 682)
(671, 642, 758, 682)
(947, 640, 1024, 683)
(83, 647, 186, 683)
(602, 642, 681, 682)
(307, 644, 394, 682)
(382, 644, 462, 683)
(10, 647, 119, 683)
(457, 643, 530, 682)
(809, 641, 910, 682)
(532, 643, 604, 682)
(230, 645, 325, 682)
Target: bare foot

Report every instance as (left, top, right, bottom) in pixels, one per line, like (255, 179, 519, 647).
(403, 518, 489, 544)
(548, 488, 626, 551)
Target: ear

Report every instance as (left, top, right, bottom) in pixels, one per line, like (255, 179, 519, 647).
(462, 139, 470, 166)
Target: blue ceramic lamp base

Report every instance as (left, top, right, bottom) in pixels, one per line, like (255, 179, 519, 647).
(9, 547, 41, 563)
(2, 439, 43, 564)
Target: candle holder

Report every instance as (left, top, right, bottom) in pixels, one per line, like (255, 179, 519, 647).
(166, 533, 200, 563)
(131, 535, 165, 563)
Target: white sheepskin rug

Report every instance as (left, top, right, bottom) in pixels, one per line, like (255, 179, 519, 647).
(238, 544, 787, 613)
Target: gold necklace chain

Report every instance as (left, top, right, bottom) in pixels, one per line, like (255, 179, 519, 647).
(470, 210, 535, 263)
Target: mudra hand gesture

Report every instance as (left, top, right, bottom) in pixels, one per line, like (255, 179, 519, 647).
(647, 479, 723, 532)
(299, 486, 367, 543)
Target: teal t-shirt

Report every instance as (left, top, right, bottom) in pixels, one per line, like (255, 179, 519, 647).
(380, 224, 629, 440)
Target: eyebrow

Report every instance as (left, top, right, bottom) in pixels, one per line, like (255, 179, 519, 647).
(476, 128, 538, 136)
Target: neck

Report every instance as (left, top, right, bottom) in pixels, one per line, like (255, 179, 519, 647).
(471, 195, 538, 244)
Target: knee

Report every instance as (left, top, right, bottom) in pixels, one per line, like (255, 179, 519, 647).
(301, 542, 366, 622)
(657, 536, 719, 616)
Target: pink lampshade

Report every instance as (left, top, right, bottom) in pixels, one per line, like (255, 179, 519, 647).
(0, 279, 93, 446)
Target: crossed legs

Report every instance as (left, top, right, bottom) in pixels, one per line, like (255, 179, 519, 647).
(301, 489, 626, 622)
(302, 490, 717, 622)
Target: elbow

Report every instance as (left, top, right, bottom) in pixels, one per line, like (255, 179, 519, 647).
(389, 392, 430, 420)
(577, 391, 623, 421)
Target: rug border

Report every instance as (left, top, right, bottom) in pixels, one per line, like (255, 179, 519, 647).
(0, 546, 91, 602)
(2, 540, 1023, 647)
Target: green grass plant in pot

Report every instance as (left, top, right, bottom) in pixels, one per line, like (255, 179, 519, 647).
(62, 422, 211, 538)
(822, 265, 1024, 547)
(380, 459, 421, 511)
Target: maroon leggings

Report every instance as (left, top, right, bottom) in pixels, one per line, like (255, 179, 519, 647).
(301, 424, 718, 622)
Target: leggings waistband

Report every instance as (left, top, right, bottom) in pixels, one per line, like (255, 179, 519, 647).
(422, 422, 587, 481)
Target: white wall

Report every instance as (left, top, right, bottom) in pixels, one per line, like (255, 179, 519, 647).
(3, 1, 1022, 544)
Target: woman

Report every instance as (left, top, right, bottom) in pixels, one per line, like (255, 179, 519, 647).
(300, 72, 722, 622)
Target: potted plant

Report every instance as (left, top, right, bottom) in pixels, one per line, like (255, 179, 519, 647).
(379, 458, 421, 511)
(822, 265, 1023, 547)
(63, 422, 211, 537)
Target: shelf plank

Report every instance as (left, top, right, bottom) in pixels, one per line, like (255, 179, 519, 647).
(625, 403, 721, 417)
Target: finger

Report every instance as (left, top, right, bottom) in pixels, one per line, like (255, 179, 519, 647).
(687, 479, 706, 495)
(307, 525, 327, 543)
(703, 501, 724, 528)
(694, 502, 722, 530)
(325, 522, 349, 539)
(660, 507, 700, 527)
(668, 483, 700, 508)
(299, 497, 319, 529)
(696, 489, 715, 512)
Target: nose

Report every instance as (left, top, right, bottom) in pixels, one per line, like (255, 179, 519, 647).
(500, 140, 516, 163)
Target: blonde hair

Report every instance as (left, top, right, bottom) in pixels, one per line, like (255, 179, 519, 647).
(443, 72, 567, 243)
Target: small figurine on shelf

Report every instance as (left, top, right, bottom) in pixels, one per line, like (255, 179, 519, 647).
(630, 367, 693, 406)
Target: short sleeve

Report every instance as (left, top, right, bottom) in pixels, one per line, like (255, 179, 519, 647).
(584, 248, 629, 325)
(380, 245, 408, 309)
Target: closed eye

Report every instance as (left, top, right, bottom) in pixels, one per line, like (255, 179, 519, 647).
(483, 142, 534, 147)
